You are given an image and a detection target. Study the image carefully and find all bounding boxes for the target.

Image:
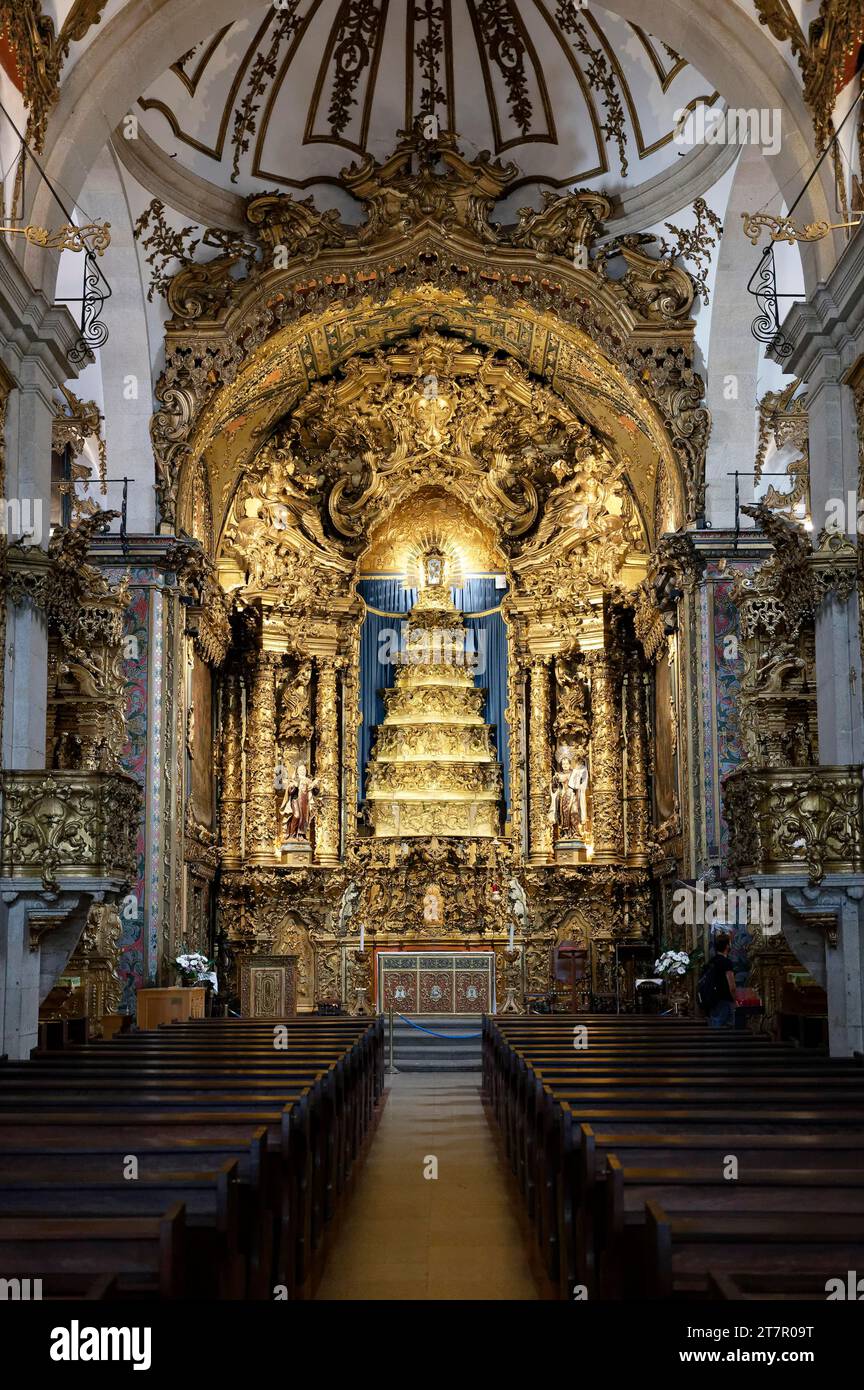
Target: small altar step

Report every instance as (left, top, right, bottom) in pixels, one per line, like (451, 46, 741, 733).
(391, 1014, 483, 1072)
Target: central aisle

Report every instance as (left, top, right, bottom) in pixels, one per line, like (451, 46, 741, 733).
(315, 1072, 543, 1300)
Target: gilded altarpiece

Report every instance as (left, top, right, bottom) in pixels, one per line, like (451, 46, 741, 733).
(146, 127, 712, 1009)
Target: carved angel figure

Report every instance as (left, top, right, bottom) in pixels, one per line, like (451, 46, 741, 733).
(529, 453, 628, 553)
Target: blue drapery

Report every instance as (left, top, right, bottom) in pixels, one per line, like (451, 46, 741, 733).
(356, 577, 510, 814)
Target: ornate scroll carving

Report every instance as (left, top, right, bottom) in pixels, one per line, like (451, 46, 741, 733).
(151, 342, 244, 529)
(0, 1, 109, 152)
(810, 527, 858, 608)
(596, 234, 695, 321)
(634, 530, 701, 662)
(219, 663, 244, 869)
(728, 505, 817, 770)
(0, 770, 139, 891)
(721, 501, 863, 882)
(54, 385, 107, 524)
(625, 664, 650, 865)
(627, 347, 710, 523)
(553, 655, 590, 751)
(726, 765, 864, 885)
(755, 0, 864, 155)
(342, 119, 518, 245)
(527, 659, 553, 865)
(245, 650, 279, 865)
(245, 191, 355, 262)
(509, 189, 613, 262)
(4, 514, 130, 774)
(587, 652, 624, 863)
(314, 658, 342, 867)
(754, 379, 810, 520)
(169, 543, 232, 669)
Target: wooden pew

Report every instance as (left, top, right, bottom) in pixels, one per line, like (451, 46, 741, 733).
(645, 1201, 864, 1299)
(0, 1204, 186, 1300)
(706, 1269, 836, 1300)
(482, 1015, 864, 1300)
(0, 1134, 268, 1295)
(0, 1015, 383, 1298)
(0, 1161, 243, 1299)
(600, 1156, 864, 1299)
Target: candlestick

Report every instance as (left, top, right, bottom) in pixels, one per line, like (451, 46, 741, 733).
(508, 920, 514, 951)
(359, 922, 365, 951)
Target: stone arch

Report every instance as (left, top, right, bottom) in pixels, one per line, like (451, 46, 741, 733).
(704, 144, 805, 530)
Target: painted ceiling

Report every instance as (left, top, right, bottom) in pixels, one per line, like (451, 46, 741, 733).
(134, 0, 720, 209)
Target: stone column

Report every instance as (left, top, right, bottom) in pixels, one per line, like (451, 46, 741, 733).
(219, 663, 244, 869)
(589, 654, 624, 863)
(808, 370, 864, 764)
(527, 658, 553, 865)
(2, 356, 55, 769)
(314, 658, 342, 868)
(624, 664, 650, 866)
(245, 650, 278, 865)
(771, 238, 864, 1054)
(0, 247, 87, 1061)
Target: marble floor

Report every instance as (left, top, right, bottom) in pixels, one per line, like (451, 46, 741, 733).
(314, 1072, 544, 1300)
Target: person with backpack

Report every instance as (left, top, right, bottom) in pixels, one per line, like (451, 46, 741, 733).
(697, 930, 737, 1028)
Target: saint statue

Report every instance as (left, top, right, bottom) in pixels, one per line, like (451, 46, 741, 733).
(423, 884, 443, 926)
(280, 761, 319, 840)
(508, 877, 529, 929)
(336, 881, 361, 936)
(549, 753, 589, 836)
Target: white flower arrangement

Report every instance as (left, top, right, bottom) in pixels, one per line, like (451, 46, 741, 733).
(175, 950, 218, 993)
(654, 949, 691, 979)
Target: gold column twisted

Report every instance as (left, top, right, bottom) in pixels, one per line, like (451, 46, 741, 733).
(527, 657, 553, 865)
(219, 663, 244, 868)
(624, 663, 650, 866)
(589, 653, 624, 863)
(245, 650, 279, 865)
(314, 657, 342, 867)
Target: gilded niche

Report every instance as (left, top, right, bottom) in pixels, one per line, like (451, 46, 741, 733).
(207, 321, 662, 1005)
(220, 331, 647, 602)
(364, 549, 503, 839)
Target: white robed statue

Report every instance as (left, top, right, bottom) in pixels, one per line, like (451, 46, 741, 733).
(549, 749, 589, 837)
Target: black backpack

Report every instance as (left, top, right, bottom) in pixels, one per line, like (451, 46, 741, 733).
(696, 961, 719, 1015)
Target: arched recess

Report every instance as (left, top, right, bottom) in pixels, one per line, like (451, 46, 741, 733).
(703, 143, 803, 531)
(20, 0, 840, 303)
(170, 292, 688, 555)
(76, 144, 157, 533)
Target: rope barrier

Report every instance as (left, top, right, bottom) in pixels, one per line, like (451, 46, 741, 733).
(396, 1013, 483, 1040)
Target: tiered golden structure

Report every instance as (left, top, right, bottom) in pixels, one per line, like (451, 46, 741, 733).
(365, 550, 502, 838)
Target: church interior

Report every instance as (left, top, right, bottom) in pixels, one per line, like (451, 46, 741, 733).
(3, 0, 864, 1322)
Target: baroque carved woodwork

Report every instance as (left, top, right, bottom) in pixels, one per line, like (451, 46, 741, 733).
(724, 499, 864, 891)
(41, 902, 124, 1034)
(754, 379, 811, 521)
(0, 769, 139, 891)
(755, 0, 864, 156)
(587, 650, 625, 863)
(0, 0, 109, 152)
(726, 765, 864, 885)
(3, 513, 133, 781)
(144, 126, 703, 535)
(134, 123, 707, 1006)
